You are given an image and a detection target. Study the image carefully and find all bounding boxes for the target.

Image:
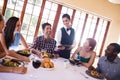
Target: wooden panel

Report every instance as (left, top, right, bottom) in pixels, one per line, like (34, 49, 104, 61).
(2, 0, 8, 15)
(78, 14, 88, 46)
(20, 0, 28, 24)
(93, 18, 100, 38)
(51, 4, 62, 38)
(34, 0, 46, 38)
(71, 9, 76, 24)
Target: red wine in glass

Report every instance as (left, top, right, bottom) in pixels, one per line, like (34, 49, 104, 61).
(32, 60, 41, 68)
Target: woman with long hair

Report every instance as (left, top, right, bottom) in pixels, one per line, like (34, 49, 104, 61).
(4, 16, 28, 50)
(0, 14, 27, 74)
(0, 14, 29, 62)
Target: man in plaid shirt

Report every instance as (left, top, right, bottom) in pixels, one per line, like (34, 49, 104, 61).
(30, 22, 56, 56)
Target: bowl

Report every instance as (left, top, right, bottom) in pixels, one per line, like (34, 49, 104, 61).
(16, 50, 31, 57)
(0, 58, 24, 67)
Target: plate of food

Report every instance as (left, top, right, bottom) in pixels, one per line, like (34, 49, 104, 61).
(39, 57, 54, 71)
(0, 58, 25, 67)
(39, 67, 55, 71)
(86, 70, 104, 79)
(16, 50, 31, 57)
(41, 52, 54, 58)
(69, 58, 81, 65)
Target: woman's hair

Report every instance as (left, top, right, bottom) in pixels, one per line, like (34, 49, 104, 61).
(0, 13, 3, 23)
(4, 16, 19, 49)
(87, 38, 96, 51)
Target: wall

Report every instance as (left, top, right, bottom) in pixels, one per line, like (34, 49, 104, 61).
(53, 0, 120, 55)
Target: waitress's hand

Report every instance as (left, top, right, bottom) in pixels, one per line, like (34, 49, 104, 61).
(67, 45, 73, 50)
(58, 45, 65, 50)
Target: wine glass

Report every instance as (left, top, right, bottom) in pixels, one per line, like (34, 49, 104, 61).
(32, 59, 41, 69)
(41, 49, 46, 58)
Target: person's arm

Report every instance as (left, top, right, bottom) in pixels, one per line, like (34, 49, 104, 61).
(0, 66, 27, 74)
(81, 52, 96, 68)
(30, 37, 41, 56)
(30, 37, 38, 49)
(8, 50, 30, 62)
(71, 47, 81, 58)
(30, 48, 41, 57)
(0, 33, 9, 55)
(20, 34, 28, 48)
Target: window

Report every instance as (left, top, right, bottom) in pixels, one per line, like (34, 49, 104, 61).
(56, 6, 73, 31)
(72, 10, 109, 55)
(21, 0, 43, 43)
(5, 0, 24, 20)
(0, 0, 4, 12)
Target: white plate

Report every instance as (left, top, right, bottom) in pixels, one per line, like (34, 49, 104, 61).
(39, 67, 55, 71)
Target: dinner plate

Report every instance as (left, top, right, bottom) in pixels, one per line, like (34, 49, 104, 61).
(0, 58, 25, 67)
(86, 70, 104, 79)
(16, 50, 31, 57)
(39, 67, 55, 71)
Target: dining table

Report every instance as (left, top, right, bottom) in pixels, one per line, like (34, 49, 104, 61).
(0, 55, 105, 80)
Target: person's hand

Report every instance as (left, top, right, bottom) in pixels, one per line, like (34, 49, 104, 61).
(30, 48, 41, 57)
(58, 45, 65, 50)
(0, 52, 6, 58)
(67, 45, 73, 50)
(88, 66, 96, 71)
(12, 66, 27, 74)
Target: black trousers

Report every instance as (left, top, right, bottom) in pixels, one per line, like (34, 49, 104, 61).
(57, 49, 71, 59)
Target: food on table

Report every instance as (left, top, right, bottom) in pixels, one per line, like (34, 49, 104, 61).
(40, 57, 54, 68)
(42, 52, 54, 58)
(16, 50, 31, 57)
(86, 70, 104, 79)
(1, 58, 22, 67)
(90, 70, 102, 78)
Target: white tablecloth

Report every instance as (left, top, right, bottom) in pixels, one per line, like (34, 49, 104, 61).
(0, 57, 103, 80)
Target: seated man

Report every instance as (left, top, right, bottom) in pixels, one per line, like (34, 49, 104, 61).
(30, 22, 56, 56)
(90, 43, 120, 80)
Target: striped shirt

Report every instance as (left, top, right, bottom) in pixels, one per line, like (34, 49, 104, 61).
(30, 36, 56, 54)
(97, 56, 120, 80)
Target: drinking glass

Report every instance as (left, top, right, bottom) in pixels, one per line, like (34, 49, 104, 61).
(41, 49, 46, 58)
(32, 59, 41, 69)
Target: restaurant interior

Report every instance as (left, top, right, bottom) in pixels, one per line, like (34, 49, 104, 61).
(0, 0, 120, 80)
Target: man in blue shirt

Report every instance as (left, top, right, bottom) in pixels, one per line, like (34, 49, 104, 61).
(96, 43, 120, 80)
